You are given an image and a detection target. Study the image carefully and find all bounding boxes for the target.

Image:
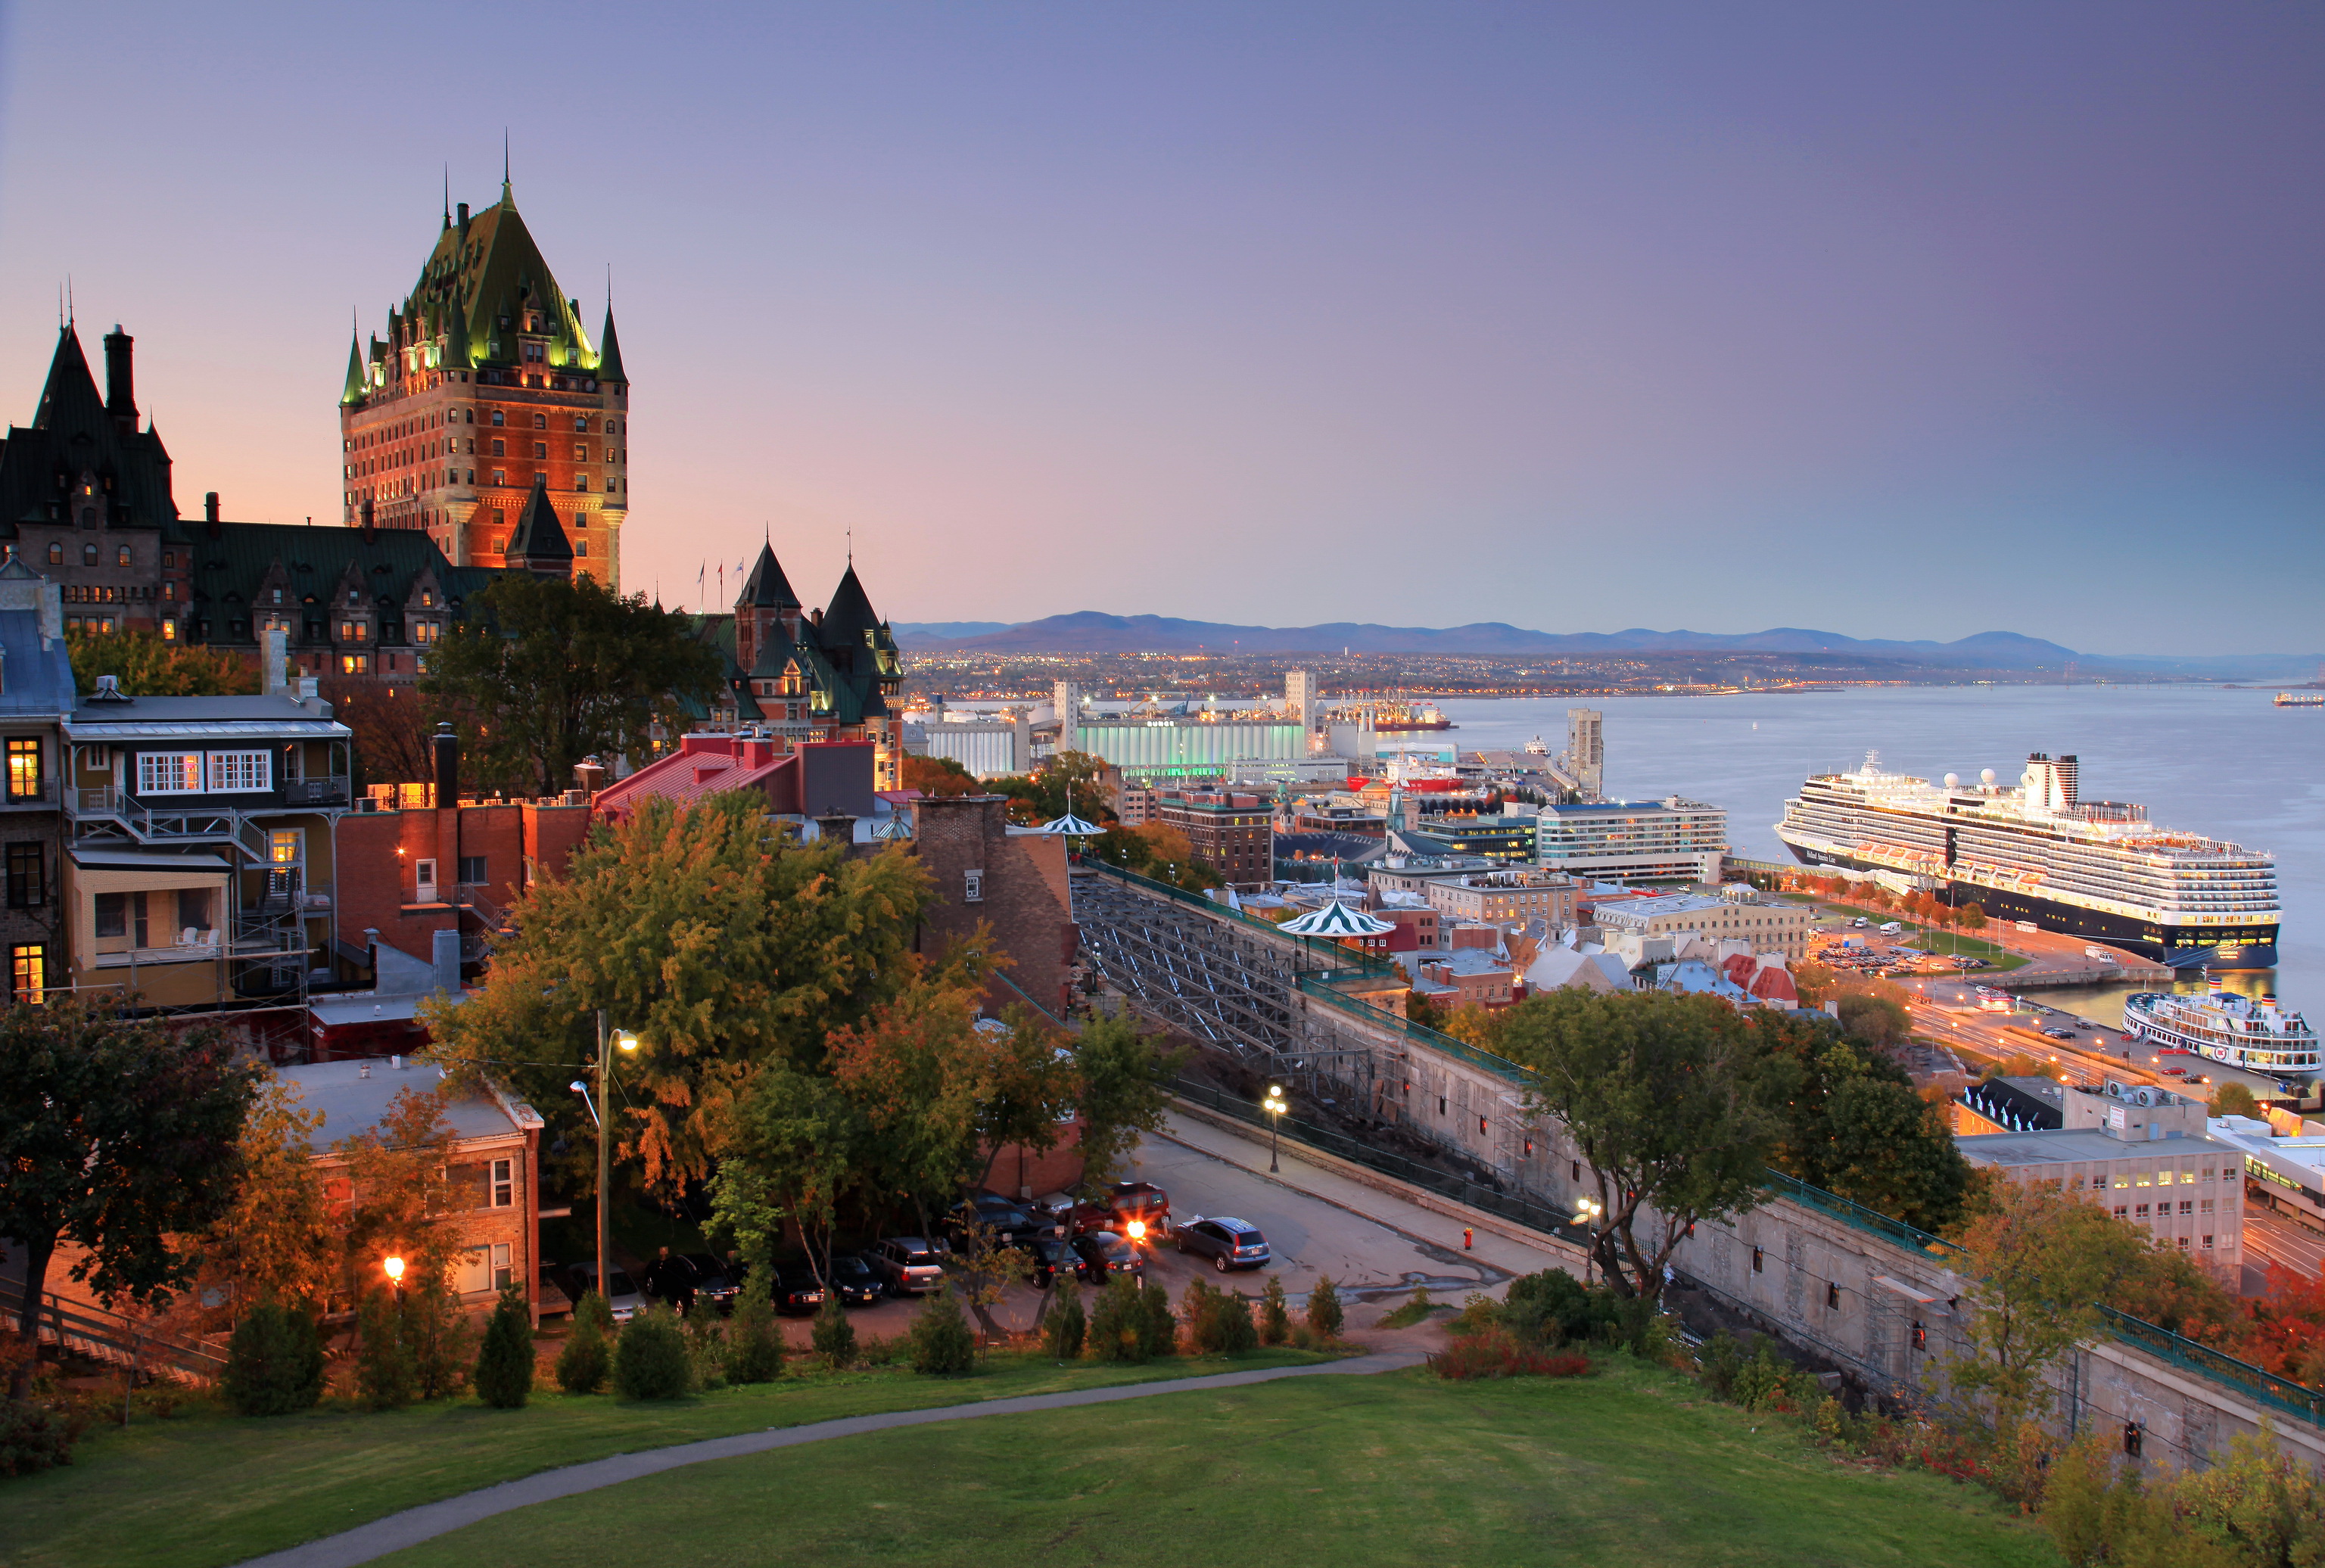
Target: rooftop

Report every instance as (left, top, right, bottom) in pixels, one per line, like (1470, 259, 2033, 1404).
(275, 1059, 536, 1151)
(1956, 1128, 2215, 1165)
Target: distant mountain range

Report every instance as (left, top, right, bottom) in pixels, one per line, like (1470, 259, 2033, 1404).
(892, 612, 2082, 667)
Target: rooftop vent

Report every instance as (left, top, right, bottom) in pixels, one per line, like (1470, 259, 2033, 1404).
(88, 674, 134, 704)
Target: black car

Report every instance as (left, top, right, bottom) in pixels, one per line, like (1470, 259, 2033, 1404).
(1023, 1234, 1076, 1290)
(680, 1252, 742, 1314)
(1069, 1230, 1145, 1285)
(770, 1260, 828, 1317)
(949, 1193, 1047, 1249)
(1175, 1216, 1271, 1273)
(827, 1252, 885, 1308)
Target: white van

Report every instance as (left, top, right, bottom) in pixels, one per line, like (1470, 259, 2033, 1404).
(1879, 922, 1903, 935)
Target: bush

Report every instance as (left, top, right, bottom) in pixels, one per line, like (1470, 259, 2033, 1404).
(555, 1295, 612, 1394)
(1138, 1281, 1178, 1358)
(221, 1300, 325, 1416)
(724, 1276, 783, 1384)
(1697, 1331, 1744, 1400)
(1181, 1278, 1219, 1352)
(907, 1285, 976, 1375)
(1502, 1268, 1617, 1348)
(403, 1279, 475, 1402)
(1212, 1291, 1259, 1355)
(1258, 1277, 1291, 1346)
(683, 1308, 727, 1391)
(811, 1292, 857, 1370)
(1087, 1274, 1147, 1363)
(1429, 1331, 1592, 1380)
(1043, 1279, 1087, 1361)
(1304, 1274, 1343, 1339)
(355, 1287, 416, 1411)
(612, 1307, 692, 1400)
(0, 1398, 76, 1476)
(473, 1286, 534, 1409)
(1729, 1342, 1795, 1412)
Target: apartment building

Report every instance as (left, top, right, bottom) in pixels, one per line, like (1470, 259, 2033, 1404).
(1534, 797, 1728, 882)
(1155, 789, 1275, 888)
(1425, 870, 1577, 930)
(1592, 891, 1813, 960)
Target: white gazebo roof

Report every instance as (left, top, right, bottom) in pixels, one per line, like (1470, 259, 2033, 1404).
(1037, 812, 1105, 836)
(1278, 899, 1395, 938)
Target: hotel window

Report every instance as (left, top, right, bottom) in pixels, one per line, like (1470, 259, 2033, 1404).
(11, 943, 45, 1003)
(534, 414, 546, 429)
(490, 439, 506, 457)
(341, 653, 370, 675)
(341, 621, 370, 642)
(46, 543, 61, 564)
(492, 470, 506, 487)
(6, 738, 40, 800)
(533, 442, 547, 459)
(413, 621, 439, 644)
(207, 751, 271, 793)
(138, 751, 201, 794)
(82, 543, 98, 565)
(491, 409, 504, 426)
(2134, 1204, 2149, 1219)
(6, 843, 44, 907)
(2178, 1200, 2193, 1215)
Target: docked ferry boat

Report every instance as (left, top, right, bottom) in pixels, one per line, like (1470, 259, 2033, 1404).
(1775, 751, 2280, 969)
(2124, 991, 2318, 1076)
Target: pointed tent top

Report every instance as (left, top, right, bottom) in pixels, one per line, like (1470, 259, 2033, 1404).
(597, 300, 626, 384)
(1278, 899, 1395, 938)
(1037, 811, 1104, 836)
(739, 542, 799, 608)
(504, 476, 574, 572)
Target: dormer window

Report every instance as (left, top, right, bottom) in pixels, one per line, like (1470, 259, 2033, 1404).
(347, 590, 359, 605)
(271, 590, 282, 604)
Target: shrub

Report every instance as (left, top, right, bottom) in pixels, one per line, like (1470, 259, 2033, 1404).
(907, 1285, 977, 1375)
(1181, 1278, 1219, 1352)
(1212, 1291, 1259, 1355)
(683, 1308, 727, 1390)
(403, 1279, 475, 1402)
(0, 1398, 76, 1476)
(1258, 1277, 1291, 1346)
(1087, 1274, 1147, 1363)
(222, 1300, 325, 1417)
(612, 1307, 692, 1400)
(1449, 1293, 1501, 1337)
(1502, 1268, 1617, 1348)
(473, 1286, 534, 1409)
(1697, 1332, 1744, 1400)
(1304, 1275, 1343, 1339)
(355, 1287, 416, 1411)
(811, 1292, 857, 1370)
(724, 1275, 783, 1385)
(555, 1295, 612, 1394)
(1429, 1331, 1591, 1380)
(1730, 1342, 1794, 1412)
(1043, 1279, 1087, 1361)
(1138, 1281, 1178, 1358)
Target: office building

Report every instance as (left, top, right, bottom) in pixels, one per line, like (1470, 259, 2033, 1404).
(1591, 891, 1813, 959)
(1534, 797, 1728, 882)
(1070, 714, 1304, 783)
(1425, 870, 1577, 930)
(1155, 789, 1275, 888)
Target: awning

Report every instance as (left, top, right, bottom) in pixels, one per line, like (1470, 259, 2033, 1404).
(1871, 1274, 1938, 1305)
(69, 848, 233, 873)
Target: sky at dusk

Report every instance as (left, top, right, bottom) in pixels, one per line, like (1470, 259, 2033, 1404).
(0, 3, 2317, 654)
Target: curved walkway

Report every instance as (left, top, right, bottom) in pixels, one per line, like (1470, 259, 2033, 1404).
(238, 1351, 1426, 1568)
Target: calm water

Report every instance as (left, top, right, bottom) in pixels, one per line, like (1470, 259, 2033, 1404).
(1430, 687, 2324, 1024)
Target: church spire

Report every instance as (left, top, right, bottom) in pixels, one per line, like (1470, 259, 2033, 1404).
(341, 322, 367, 406)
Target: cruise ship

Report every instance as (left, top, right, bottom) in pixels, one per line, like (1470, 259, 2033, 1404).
(1775, 751, 2280, 969)
(2123, 991, 2317, 1076)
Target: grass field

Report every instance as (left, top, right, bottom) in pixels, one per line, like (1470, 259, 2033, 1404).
(371, 1361, 2062, 1568)
(0, 1348, 1334, 1568)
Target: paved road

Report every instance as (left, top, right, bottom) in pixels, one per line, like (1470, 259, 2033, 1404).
(232, 1350, 1424, 1568)
(2244, 1205, 2325, 1280)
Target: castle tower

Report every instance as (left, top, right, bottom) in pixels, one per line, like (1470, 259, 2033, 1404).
(338, 181, 627, 587)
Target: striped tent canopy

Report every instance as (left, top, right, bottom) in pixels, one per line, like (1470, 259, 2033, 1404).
(1278, 899, 1395, 938)
(1037, 812, 1105, 836)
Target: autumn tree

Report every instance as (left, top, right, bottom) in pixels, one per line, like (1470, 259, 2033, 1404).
(335, 1086, 464, 1297)
(901, 754, 979, 797)
(1499, 988, 1791, 1302)
(317, 677, 441, 787)
(991, 750, 1117, 828)
(195, 1077, 339, 1320)
(0, 997, 257, 1396)
(64, 628, 255, 695)
(1831, 988, 1913, 1055)
(419, 572, 723, 796)
(2208, 1081, 2261, 1119)
(1069, 1012, 1181, 1190)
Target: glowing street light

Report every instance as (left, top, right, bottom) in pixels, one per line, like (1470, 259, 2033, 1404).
(579, 1013, 643, 1305)
(1572, 1196, 1604, 1286)
(1262, 1083, 1289, 1174)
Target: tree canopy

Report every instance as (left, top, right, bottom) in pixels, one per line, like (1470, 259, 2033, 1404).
(901, 754, 979, 797)
(419, 573, 723, 796)
(65, 628, 255, 695)
(1755, 1013, 1971, 1233)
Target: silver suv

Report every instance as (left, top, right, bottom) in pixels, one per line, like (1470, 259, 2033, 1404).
(1175, 1217, 1271, 1273)
(867, 1237, 948, 1296)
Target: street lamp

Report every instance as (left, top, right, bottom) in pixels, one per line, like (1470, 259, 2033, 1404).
(1572, 1196, 1603, 1285)
(1262, 1083, 1288, 1173)
(571, 1012, 640, 1306)
(382, 1254, 406, 1302)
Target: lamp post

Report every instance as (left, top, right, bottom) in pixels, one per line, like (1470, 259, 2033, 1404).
(571, 1011, 639, 1305)
(1262, 1083, 1287, 1174)
(1571, 1196, 1603, 1286)
(382, 1254, 405, 1303)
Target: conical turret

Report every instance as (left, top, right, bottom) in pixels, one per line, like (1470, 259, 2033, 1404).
(504, 476, 574, 577)
(597, 303, 626, 384)
(341, 328, 367, 405)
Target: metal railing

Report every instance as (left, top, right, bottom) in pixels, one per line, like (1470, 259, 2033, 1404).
(2095, 1304, 2325, 1430)
(0, 1281, 226, 1385)
(283, 778, 350, 807)
(1074, 859, 1397, 976)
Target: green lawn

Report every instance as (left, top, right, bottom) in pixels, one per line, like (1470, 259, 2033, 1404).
(0, 1348, 1334, 1568)
(372, 1361, 2061, 1568)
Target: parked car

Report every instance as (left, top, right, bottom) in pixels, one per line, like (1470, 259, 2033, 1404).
(1022, 1234, 1077, 1290)
(770, 1260, 828, 1317)
(867, 1237, 949, 1296)
(680, 1252, 742, 1314)
(2041, 1028, 2078, 1041)
(1070, 1230, 1145, 1285)
(1175, 1216, 1271, 1273)
(826, 1251, 885, 1308)
(948, 1193, 1047, 1249)
(1066, 1181, 1172, 1242)
(564, 1262, 646, 1323)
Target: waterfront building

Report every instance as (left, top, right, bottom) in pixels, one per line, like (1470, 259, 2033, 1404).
(339, 181, 629, 586)
(1403, 812, 1537, 865)
(1069, 714, 1304, 784)
(1155, 789, 1274, 888)
(1592, 891, 1813, 960)
(1534, 797, 1729, 882)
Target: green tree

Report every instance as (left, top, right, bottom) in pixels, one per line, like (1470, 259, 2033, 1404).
(1951, 1179, 2155, 1433)
(811, 1292, 857, 1370)
(355, 1287, 417, 1411)
(2170, 1423, 2325, 1566)
(724, 1275, 784, 1384)
(1758, 1017, 1971, 1232)
(555, 1296, 612, 1393)
(428, 790, 932, 1196)
(401, 1277, 475, 1402)
(473, 1285, 535, 1408)
(1043, 1277, 1087, 1360)
(907, 1283, 977, 1374)
(2209, 1081, 2261, 1119)
(220, 1301, 325, 1416)
(1499, 989, 1792, 1302)
(1305, 1275, 1344, 1339)
(1137, 1281, 1177, 1358)
(1258, 1277, 1292, 1346)
(65, 627, 255, 695)
(1070, 1013, 1180, 1189)
(1212, 1290, 1259, 1355)
(420, 571, 723, 797)
(1087, 1274, 1147, 1362)
(991, 751, 1116, 828)
(1831, 990, 1913, 1054)
(0, 997, 257, 1397)
(612, 1306, 692, 1399)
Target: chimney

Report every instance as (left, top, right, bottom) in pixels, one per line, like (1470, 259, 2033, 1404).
(360, 498, 375, 541)
(457, 201, 469, 232)
(573, 756, 607, 796)
(432, 723, 459, 807)
(815, 812, 857, 850)
(103, 326, 135, 422)
(262, 628, 290, 697)
(204, 491, 221, 539)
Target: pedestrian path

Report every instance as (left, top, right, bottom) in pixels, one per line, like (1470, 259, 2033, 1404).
(233, 1352, 1424, 1568)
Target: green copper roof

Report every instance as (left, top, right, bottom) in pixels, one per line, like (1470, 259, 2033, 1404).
(360, 186, 602, 387)
(341, 331, 366, 406)
(739, 543, 799, 608)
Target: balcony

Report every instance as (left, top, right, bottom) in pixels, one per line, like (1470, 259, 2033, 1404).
(283, 778, 351, 807)
(2, 780, 58, 807)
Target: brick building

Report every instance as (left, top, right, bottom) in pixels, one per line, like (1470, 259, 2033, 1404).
(1155, 789, 1273, 888)
(1424, 870, 1577, 930)
(0, 563, 71, 1000)
(1593, 891, 1815, 960)
(907, 795, 1076, 1020)
(339, 179, 629, 586)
